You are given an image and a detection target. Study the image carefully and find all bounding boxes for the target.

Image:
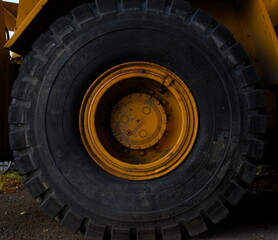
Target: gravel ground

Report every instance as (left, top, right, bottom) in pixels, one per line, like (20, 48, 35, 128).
(0, 173, 277, 240)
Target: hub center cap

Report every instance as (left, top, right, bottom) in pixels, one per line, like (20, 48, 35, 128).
(110, 93, 167, 150)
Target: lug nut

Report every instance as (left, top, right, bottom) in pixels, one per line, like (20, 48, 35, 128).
(154, 145, 160, 151)
(140, 151, 145, 156)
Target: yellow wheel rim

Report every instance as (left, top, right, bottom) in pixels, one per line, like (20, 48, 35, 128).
(79, 62, 198, 180)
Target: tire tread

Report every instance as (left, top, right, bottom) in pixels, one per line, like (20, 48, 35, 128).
(8, 0, 266, 239)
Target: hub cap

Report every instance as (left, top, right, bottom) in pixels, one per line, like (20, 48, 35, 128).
(110, 93, 167, 150)
(79, 62, 198, 180)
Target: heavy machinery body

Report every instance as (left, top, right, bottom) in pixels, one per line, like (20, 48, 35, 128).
(0, 0, 277, 238)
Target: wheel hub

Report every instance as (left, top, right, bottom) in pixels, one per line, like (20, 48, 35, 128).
(79, 62, 198, 180)
(110, 93, 167, 150)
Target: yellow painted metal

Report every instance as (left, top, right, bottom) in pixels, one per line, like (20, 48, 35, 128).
(240, 0, 278, 85)
(263, 0, 278, 26)
(15, 0, 41, 29)
(79, 62, 199, 180)
(110, 93, 167, 150)
(2, 1, 18, 31)
(4, 0, 48, 49)
(192, 0, 278, 86)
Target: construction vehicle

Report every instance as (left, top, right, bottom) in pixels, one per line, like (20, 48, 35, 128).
(1, 0, 277, 238)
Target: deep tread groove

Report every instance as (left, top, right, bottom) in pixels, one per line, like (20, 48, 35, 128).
(130, 227, 138, 240)
(89, 1, 101, 19)
(155, 226, 163, 240)
(116, 0, 124, 13)
(163, 0, 173, 16)
(104, 225, 112, 240)
(140, 0, 148, 12)
(179, 220, 191, 239)
(199, 210, 213, 230)
(56, 205, 70, 222)
(78, 217, 90, 235)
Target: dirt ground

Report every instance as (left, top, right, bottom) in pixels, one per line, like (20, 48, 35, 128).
(0, 171, 278, 240)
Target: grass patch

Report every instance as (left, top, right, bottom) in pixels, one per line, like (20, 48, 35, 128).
(0, 171, 23, 194)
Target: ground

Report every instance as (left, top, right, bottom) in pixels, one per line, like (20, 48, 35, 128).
(0, 171, 278, 240)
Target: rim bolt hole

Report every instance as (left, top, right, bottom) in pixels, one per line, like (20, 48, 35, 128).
(159, 86, 167, 94)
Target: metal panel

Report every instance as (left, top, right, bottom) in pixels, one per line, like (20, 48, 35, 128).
(4, 0, 48, 51)
(192, 0, 278, 86)
(241, 0, 278, 86)
(2, 1, 17, 31)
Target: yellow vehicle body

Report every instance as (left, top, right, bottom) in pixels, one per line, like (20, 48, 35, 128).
(0, 0, 277, 238)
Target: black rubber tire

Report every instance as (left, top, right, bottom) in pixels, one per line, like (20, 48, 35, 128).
(9, 1, 266, 239)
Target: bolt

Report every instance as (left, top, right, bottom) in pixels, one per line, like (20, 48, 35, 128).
(121, 115, 129, 123)
(143, 107, 151, 114)
(140, 151, 145, 156)
(139, 130, 148, 138)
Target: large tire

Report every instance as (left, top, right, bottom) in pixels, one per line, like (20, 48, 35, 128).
(9, 0, 266, 239)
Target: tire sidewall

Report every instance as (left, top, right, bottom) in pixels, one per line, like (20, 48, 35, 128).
(30, 12, 245, 225)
